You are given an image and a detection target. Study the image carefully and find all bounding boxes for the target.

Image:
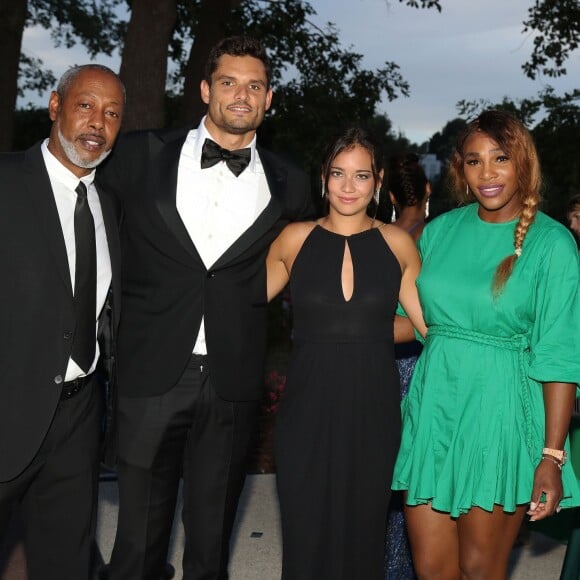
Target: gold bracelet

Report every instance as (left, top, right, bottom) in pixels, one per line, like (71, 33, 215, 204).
(541, 455, 563, 470)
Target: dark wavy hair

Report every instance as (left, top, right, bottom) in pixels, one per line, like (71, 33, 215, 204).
(204, 36, 272, 88)
(448, 109, 542, 295)
(320, 127, 383, 216)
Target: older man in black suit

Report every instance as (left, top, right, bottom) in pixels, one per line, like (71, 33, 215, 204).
(99, 36, 314, 579)
(0, 65, 124, 579)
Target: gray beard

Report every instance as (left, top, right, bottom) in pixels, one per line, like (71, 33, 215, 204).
(58, 127, 111, 169)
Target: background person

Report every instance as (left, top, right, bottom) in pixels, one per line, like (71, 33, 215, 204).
(384, 151, 430, 580)
(392, 109, 580, 579)
(97, 36, 314, 580)
(567, 194, 580, 246)
(0, 64, 124, 580)
(267, 127, 426, 580)
(388, 151, 430, 241)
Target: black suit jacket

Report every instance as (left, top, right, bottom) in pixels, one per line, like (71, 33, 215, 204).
(0, 143, 122, 482)
(97, 125, 314, 402)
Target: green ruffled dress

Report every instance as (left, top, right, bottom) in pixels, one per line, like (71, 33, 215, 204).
(392, 204, 580, 516)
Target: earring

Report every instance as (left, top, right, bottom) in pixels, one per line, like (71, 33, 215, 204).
(425, 198, 430, 219)
(391, 206, 396, 223)
(374, 189, 380, 205)
(321, 182, 326, 199)
(466, 184, 470, 198)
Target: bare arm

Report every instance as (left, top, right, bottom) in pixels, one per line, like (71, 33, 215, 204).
(528, 382, 576, 521)
(266, 230, 291, 302)
(394, 315, 416, 344)
(266, 222, 315, 302)
(383, 225, 427, 339)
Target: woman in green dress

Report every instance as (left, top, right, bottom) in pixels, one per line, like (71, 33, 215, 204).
(392, 110, 580, 579)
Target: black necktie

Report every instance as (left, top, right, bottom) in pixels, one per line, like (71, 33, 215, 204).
(200, 138, 251, 177)
(71, 181, 97, 373)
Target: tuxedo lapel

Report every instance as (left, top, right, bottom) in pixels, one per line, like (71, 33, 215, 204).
(212, 146, 285, 269)
(22, 145, 72, 294)
(152, 130, 204, 264)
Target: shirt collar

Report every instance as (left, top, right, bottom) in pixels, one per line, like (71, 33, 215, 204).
(194, 116, 258, 173)
(41, 138, 96, 192)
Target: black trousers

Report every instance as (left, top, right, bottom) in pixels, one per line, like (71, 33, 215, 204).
(109, 355, 259, 580)
(0, 377, 102, 580)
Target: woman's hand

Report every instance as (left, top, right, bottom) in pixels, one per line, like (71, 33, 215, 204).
(527, 458, 563, 521)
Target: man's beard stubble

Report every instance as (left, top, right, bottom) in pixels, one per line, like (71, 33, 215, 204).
(58, 127, 112, 169)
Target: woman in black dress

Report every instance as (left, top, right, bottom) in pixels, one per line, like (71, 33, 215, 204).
(266, 128, 426, 580)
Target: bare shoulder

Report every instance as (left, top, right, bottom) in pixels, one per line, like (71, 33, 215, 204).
(376, 222, 419, 270)
(285, 220, 318, 236)
(272, 220, 318, 260)
(377, 222, 415, 247)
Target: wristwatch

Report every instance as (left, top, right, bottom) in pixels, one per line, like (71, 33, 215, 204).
(542, 447, 568, 465)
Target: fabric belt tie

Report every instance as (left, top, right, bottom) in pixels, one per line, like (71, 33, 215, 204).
(60, 373, 94, 400)
(426, 325, 533, 454)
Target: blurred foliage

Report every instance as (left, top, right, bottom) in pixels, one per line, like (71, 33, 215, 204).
(522, 0, 580, 80)
(18, 0, 125, 93)
(10, 0, 580, 224)
(12, 105, 51, 151)
(27, 0, 125, 56)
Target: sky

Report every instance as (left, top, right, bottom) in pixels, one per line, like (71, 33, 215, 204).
(18, 0, 580, 144)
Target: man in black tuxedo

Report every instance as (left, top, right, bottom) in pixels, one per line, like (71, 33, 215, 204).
(0, 65, 124, 579)
(99, 36, 313, 579)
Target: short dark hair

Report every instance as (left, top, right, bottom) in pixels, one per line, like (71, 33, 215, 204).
(56, 64, 126, 103)
(204, 36, 272, 88)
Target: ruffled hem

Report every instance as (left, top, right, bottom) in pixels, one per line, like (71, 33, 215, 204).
(393, 425, 580, 518)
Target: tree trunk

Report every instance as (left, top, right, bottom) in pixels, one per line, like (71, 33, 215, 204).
(0, 0, 27, 152)
(119, 0, 177, 131)
(180, 0, 243, 125)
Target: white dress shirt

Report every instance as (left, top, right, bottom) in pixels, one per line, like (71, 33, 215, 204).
(176, 117, 271, 354)
(42, 139, 112, 380)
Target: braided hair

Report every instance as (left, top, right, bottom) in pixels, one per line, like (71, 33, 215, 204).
(448, 110, 542, 296)
(388, 152, 429, 210)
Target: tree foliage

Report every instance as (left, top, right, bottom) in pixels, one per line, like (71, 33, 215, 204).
(28, 0, 123, 55)
(9, 0, 431, 167)
(0, 0, 124, 151)
(211, 0, 413, 173)
(1, 0, 27, 151)
(522, 0, 580, 79)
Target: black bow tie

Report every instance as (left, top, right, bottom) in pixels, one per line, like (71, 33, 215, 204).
(200, 138, 251, 177)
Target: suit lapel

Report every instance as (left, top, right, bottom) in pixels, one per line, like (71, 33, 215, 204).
(97, 186, 122, 323)
(152, 129, 203, 264)
(212, 146, 285, 268)
(22, 145, 73, 294)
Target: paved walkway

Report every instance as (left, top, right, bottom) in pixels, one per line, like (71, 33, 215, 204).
(0, 474, 571, 579)
(97, 474, 567, 580)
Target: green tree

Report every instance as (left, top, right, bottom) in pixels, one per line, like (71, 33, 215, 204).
(428, 118, 467, 166)
(7, 0, 444, 175)
(117, 0, 441, 131)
